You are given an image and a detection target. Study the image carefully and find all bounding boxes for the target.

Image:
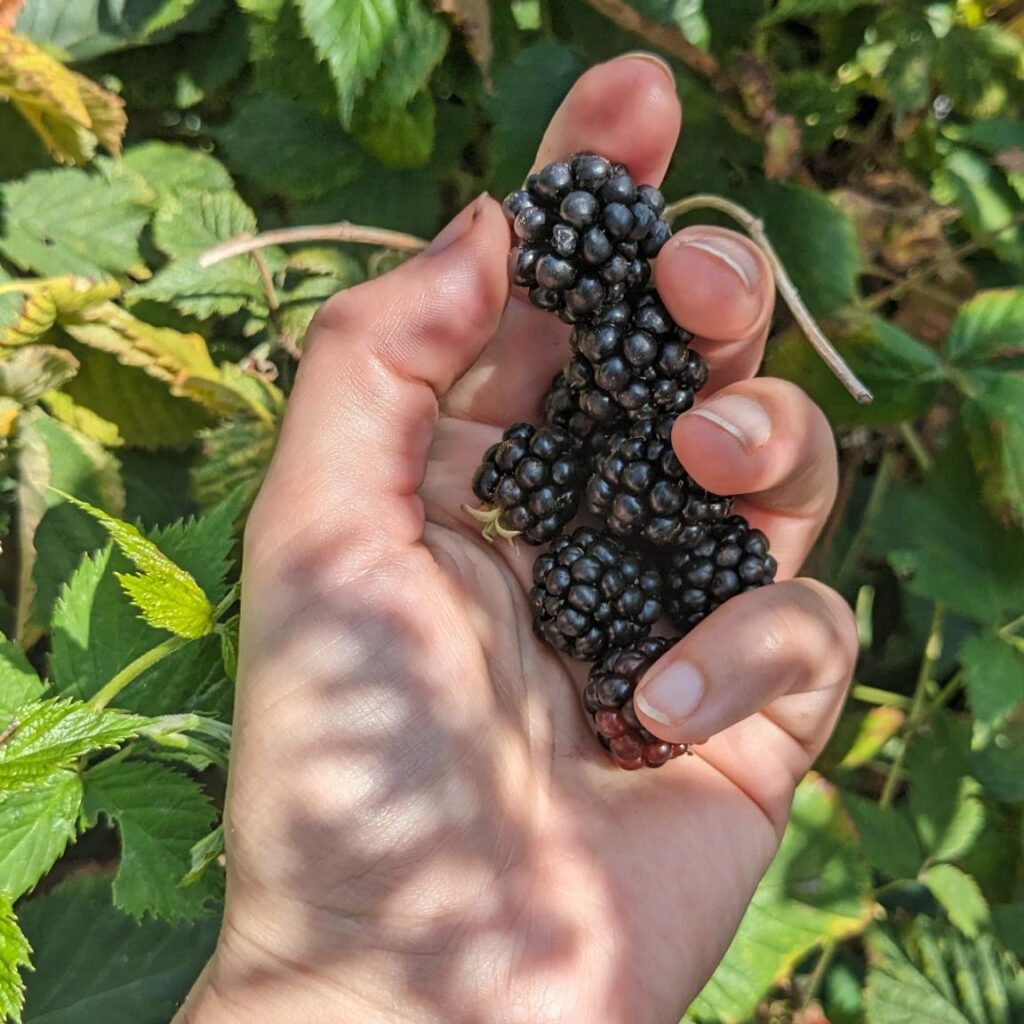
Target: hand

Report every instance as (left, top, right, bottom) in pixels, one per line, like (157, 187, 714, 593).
(176, 54, 857, 1024)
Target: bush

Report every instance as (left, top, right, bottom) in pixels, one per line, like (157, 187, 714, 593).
(1, 1, 1023, 1021)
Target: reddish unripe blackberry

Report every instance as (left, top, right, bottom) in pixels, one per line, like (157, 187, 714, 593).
(571, 291, 708, 419)
(542, 368, 625, 456)
(470, 423, 584, 544)
(530, 527, 663, 660)
(583, 638, 690, 769)
(503, 153, 671, 324)
(587, 416, 732, 546)
(664, 515, 778, 632)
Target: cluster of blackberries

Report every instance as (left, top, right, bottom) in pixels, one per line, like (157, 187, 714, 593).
(467, 154, 777, 770)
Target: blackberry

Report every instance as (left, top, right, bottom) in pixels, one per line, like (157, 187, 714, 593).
(582, 638, 691, 769)
(542, 368, 624, 456)
(664, 515, 778, 632)
(469, 423, 584, 544)
(502, 154, 671, 324)
(530, 527, 663, 661)
(571, 291, 708, 419)
(587, 416, 732, 546)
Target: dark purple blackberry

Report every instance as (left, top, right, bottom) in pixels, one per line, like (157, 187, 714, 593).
(469, 423, 584, 544)
(530, 527, 663, 660)
(664, 515, 778, 632)
(542, 368, 624, 456)
(587, 416, 732, 546)
(582, 638, 691, 769)
(571, 291, 708, 419)
(502, 153, 671, 324)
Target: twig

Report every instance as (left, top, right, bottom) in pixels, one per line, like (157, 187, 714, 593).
(199, 223, 428, 269)
(581, 0, 727, 88)
(251, 249, 302, 360)
(665, 193, 874, 403)
(0, 718, 19, 745)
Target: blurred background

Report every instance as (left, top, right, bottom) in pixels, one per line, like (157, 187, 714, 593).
(0, 1, 1023, 1022)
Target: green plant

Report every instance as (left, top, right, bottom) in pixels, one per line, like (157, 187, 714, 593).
(0, 0, 1022, 1021)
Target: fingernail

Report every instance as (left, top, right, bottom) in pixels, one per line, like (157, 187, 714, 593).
(636, 661, 704, 726)
(612, 51, 675, 86)
(687, 394, 771, 451)
(674, 230, 761, 295)
(424, 192, 490, 255)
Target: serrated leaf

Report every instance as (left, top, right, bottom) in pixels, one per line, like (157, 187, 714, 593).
(60, 495, 215, 639)
(182, 822, 223, 887)
(689, 775, 875, 1022)
(18, 874, 218, 1023)
(0, 27, 126, 165)
(764, 0, 875, 19)
(83, 759, 218, 922)
(131, 188, 267, 319)
(0, 771, 82, 900)
(0, 346, 77, 404)
(123, 141, 233, 197)
(948, 290, 1024, 364)
(0, 697, 141, 795)
(924, 864, 991, 938)
(140, 0, 203, 36)
(0, 639, 43, 719)
(0, 891, 31, 1024)
(0, 162, 152, 278)
(972, 711, 1024, 803)
(0, 276, 121, 347)
(843, 791, 922, 880)
(960, 634, 1024, 741)
(38, 390, 123, 448)
(191, 414, 278, 512)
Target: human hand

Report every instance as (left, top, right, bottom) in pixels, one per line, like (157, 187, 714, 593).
(176, 54, 857, 1024)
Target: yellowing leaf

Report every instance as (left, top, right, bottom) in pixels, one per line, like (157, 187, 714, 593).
(0, 275, 122, 347)
(60, 494, 215, 639)
(39, 389, 123, 447)
(0, 28, 126, 165)
(0, 346, 78, 404)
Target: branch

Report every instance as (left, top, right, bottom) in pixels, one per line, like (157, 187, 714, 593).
(199, 223, 429, 269)
(665, 193, 874, 404)
(582, 0, 727, 89)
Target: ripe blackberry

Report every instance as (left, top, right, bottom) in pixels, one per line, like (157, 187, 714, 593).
(502, 153, 671, 324)
(571, 291, 708, 419)
(587, 416, 732, 546)
(469, 423, 584, 544)
(542, 368, 624, 456)
(530, 527, 663, 660)
(664, 515, 778, 632)
(582, 638, 691, 769)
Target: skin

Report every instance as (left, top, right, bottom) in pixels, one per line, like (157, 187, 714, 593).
(175, 55, 858, 1024)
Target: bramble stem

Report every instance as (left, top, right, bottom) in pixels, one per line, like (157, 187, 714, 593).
(89, 635, 189, 710)
(899, 421, 932, 473)
(851, 684, 913, 710)
(665, 194, 874, 404)
(199, 223, 428, 268)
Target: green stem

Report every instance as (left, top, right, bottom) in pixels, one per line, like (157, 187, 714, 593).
(802, 939, 838, 1008)
(899, 422, 932, 474)
(89, 635, 189, 710)
(836, 451, 893, 591)
(879, 603, 945, 809)
(851, 684, 913, 710)
(931, 670, 963, 712)
(998, 612, 1024, 638)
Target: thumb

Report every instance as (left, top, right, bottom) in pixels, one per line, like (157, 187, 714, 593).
(247, 194, 510, 564)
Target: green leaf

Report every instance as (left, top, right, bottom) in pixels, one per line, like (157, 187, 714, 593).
(182, 822, 224, 887)
(906, 714, 986, 863)
(131, 188, 268, 319)
(0, 697, 141, 795)
(945, 120, 1024, 156)
(992, 904, 1024, 960)
(191, 416, 278, 513)
(843, 791, 922, 880)
(0, 162, 152, 278)
(0, 891, 31, 1024)
(947, 289, 1024, 364)
(0, 640, 44, 720)
(960, 634, 1024, 741)
(689, 775, 875, 1022)
(353, 87, 436, 168)
(865, 919, 1024, 1024)
(83, 759, 218, 922)
(122, 142, 234, 197)
(0, 772, 83, 901)
(60, 495, 215, 639)
(972, 711, 1024, 804)
(763, 0, 875, 20)
(18, 874, 218, 1023)
(213, 95, 364, 200)
(923, 864, 991, 938)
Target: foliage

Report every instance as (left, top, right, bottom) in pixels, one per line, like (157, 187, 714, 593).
(0, 0, 1023, 1021)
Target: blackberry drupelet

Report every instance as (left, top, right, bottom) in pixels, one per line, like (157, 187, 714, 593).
(664, 515, 778, 632)
(571, 291, 708, 419)
(470, 423, 584, 544)
(503, 153, 672, 324)
(542, 367, 624, 456)
(587, 416, 732, 546)
(582, 638, 690, 769)
(531, 527, 663, 660)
